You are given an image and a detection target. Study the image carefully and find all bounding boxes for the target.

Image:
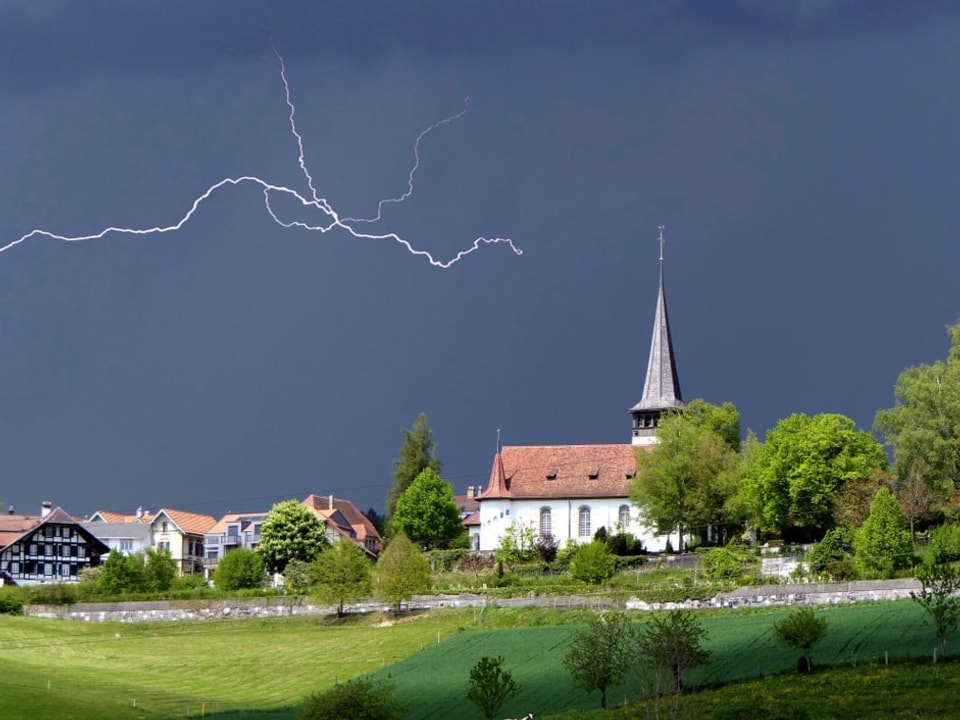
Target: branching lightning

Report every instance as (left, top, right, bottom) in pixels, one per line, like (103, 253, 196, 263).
(2, 43, 522, 269)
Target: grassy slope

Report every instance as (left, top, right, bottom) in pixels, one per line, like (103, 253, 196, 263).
(0, 601, 951, 720)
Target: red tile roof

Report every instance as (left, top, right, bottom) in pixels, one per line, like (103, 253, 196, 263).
(154, 508, 217, 536)
(90, 510, 154, 524)
(480, 445, 645, 500)
(301, 494, 382, 550)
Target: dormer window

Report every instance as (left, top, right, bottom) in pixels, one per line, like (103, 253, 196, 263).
(588, 468, 599, 479)
(546, 469, 558, 480)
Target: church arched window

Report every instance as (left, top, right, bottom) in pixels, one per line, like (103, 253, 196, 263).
(539, 507, 552, 538)
(578, 506, 591, 537)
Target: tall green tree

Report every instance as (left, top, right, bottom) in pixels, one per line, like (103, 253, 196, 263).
(466, 656, 523, 720)
(143, 547, 177, 592)
(875, 322, 960, 494)
(373, 532, 431, 611)
(310, 540, 373, 617)
(258, 499, 329, 574)
(99, 549, 145, 595)
(389, 468, 463, 549)
(853, 487, 913, 578)
(630, 400, 740, 552)
(387, 413, 443, 518)
(564, 613, 640, 709)
(740, 413, 887, 540)
(684, 398, 742, 452)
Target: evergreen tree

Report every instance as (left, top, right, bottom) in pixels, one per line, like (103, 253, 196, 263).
(387, 413, 442, 518)
(854, 487, 913, 578)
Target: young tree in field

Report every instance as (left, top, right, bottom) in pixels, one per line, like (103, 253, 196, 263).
(99, 549, 146, 595)
(639, 610, 710, 694)
(310, 540, 373, 617)
(911, 562, 960, 658)
(853, 487, 913, 578)
(772, 607, 828, 673)
(466, 656, 523, 720)
(143, 547, 177, 592)
(258, 499, 328, 574)
(564, 613, 640, 710)
(373, 532, 431, 611)
(630, 401, 740, 553)
(740, 412, 887, 540)
(875, 322, 960, 493)
(569, 541, 614, 585)
(300, 677, 405, 720)
(215, 548, 265, 590)
(387, 412, 443, 518)
(389, 468, 463, 549)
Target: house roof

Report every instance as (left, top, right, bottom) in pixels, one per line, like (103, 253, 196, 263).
(205, 511, 270, 535)
(152, 508, 217, 536)
(0, 507, 109, 555)
(479, 445, 642, 500)
(88, 510, 154, 524)
(629, 255, 684, 414)
(455, 494, 480, 513)
(462, 510, 481, 527)
(301, 494, 382, 547)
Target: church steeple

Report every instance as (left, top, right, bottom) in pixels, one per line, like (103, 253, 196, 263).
(630, 226, 684, 445)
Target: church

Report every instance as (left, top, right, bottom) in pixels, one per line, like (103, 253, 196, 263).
(475, 234, 684, 552)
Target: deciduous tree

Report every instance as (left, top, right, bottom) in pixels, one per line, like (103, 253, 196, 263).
(215, 547, 265, 590)
(740, 413, 887, 540)
(853, 487, 913, 578)
(495, 521, 539, 566)
(912, 562, 960, 657)
(310, 540, 373, 617)
(99, 549, 145, 595)
(143, 547, 177, 592)
(564, 613, 640, 709)
(640, 609, 710, 694)
(258, 499, 328, 574)
(389, 468, 463, 549)
(466, 656, 523, 720)
(299, 678, 404, 720)
(569, 541, 614, 585)
(772, 608, 828, 673)
(387, 413, 442, 518)
(373, 532, 431, 611)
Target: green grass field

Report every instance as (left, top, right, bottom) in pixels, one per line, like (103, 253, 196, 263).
(0, 601, 952, 720)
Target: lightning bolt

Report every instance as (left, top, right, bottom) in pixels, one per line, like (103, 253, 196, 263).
(2, 43, 522, 269)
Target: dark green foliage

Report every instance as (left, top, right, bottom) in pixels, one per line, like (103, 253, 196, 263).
(389, 468, 463, 549)
(805, 527, 853, 577)
(912, 561, 960, 656)
(0, 587, 25, 614)
(365, 506, 386, 536)
(772, 608, 828, 673)
(605, 532, 644, 556)
(299, 678, 405, 720)
(388, 412, 442, 518)
(283, 558, 314, 592)
(26, 582, 79, 605)
(258, 499, 328, 574)
(215, 547, 265, 590)
(99, 549, 146, 595)
(593, 526, 608, 543)
(569, 541, 614, 584)
(310, 540, 373, 617)
(466, 656, 522, 719)
(640, 609, 710, 693)
(143, 547, 177, 592)
(930, 523, 960, 564)
(564, 613, 640, 709)
(854, 487, 913, 578)
(699, 545, 754, 580)
(373, 532, 431, 610)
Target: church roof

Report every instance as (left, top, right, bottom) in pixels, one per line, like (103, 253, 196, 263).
(479, 445, 641, 500)
(630, 257, 683, 414)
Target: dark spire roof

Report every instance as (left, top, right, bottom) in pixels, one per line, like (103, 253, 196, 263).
(629, 235, 683, 414)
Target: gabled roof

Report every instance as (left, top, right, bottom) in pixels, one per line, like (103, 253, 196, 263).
(205, 511, 270, 535)
(301, 494, 382, 548)
(479, 445, 640, 500)
(0, 507, 109, 555)
(629, 259, 683, 414)
(152, 508, 217, 536)
(88, 510, 154, 524)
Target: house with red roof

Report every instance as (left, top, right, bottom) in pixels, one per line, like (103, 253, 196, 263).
(0, 502, 109, 585)
(477, 238, 685, 552)
(149, 508, 217, 575)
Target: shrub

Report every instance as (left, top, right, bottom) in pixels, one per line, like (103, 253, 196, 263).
(606, 532, 644, 556)
(570, 541, 614, 584)
(0, 587, 25, 614)
(27, 582, 79, 605)
(466, 656, 522, 719)
(929, 523, 960, 564)
(215, 548, 265, 591)
(854, 488, 914, 578)
(299, 678, 404, 720)
(699, 546, 753, 580)
(535, 534, 559, 562)
(806, 528, 853, 576)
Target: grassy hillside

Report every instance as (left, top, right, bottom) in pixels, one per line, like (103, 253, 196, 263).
(0, 601, 952, 720)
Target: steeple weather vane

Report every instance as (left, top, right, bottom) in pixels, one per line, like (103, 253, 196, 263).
(658, 225, 665, 263)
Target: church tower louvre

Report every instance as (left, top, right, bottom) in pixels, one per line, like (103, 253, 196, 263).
(629, 226, 684, 445)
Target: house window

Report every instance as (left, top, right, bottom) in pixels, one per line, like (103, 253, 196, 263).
(60, 545, 70, 557)
(120, 539, 134, 552)
(60, 563, 70, 577)
(619, 505, 631, 529)
(578, 507, 591, 537)
(158, 541, 170, 552)
(539, 508, 552, 538)
(162, 521, 169, 533)
(44, 563, 53, 576)
(44, 544, 53, 557)
(10, 562, 18, 575)
(29, 543, 37, 556)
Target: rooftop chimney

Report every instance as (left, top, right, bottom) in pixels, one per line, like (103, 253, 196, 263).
(136, 507, 143, 520)
(467, 486, 474, 497)
(41, 501, 52, 518)
(7, 505, 13, 515)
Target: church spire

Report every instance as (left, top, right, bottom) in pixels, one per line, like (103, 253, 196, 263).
(630, 226, 684, 446)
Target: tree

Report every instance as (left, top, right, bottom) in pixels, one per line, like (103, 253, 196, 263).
(630, 402, 740, 552)
(215, 548, 265, 590)
(365, 506, 387, 537)
(299, 678, 405, 720)
(310, 540, 373, 617)
(258, 499, 328, 574)
(569, 541, 614, 584)
(373, 532, 431, 611)
(853, 487, 913, 578)
(640, 609, 710, 694)
(684, 398, 742, 452)
(911, 562, 960, 658)
(740, 413, 887, 540)
(772, 607, 828, 673)
(387, 412, 442, 518)
(495, 521, 539, 566)
(896, 460, 947, 538)
(564, 613, 640, 709)
(466, 656, 523, 720)
(143, 547, 177, 592)
(875, 322, 960, 493)
(99, 549, 145, 595)
(389, 468, 463, 549)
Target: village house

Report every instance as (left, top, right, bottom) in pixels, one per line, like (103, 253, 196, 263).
(0, 502, 109, 585)
(83, 508, 154, 557)
(149, 508, 217, 575)
(476, 238, 684, 553)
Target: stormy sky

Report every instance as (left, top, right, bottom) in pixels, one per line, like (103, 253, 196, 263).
(1, 1, 958, 520)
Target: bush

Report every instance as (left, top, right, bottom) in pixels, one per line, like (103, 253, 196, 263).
(699, 546, 753, 580)
(536, 534, 559, 563)
(806, 528, 853, 576)
(0, 587, 25, 614)
(929, 523, 960, 564)
(26, 583, 79, 605)
(606, 532, 644, 556)
(570, 541, 614, 584)
(424, 548, 470, 573)
(299, 678, 405, 720)
(215, 548, 265, 591)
